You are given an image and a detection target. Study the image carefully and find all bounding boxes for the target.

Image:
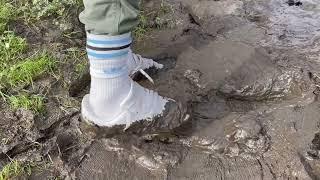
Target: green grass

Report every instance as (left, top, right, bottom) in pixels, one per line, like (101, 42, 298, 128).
(154, 1, 175, 29)
(75, 60, 88, 75)
(1, 52, 56, 89)
(8, 94, 45, 113)
(0, 0, 60, 112)
(0, 32, 28, 91)
(133, 1, 175, 40)
(66, 47, 87, 75)
(14, 0, 82, 22)
(0, 1, 16, 33)
(0, 32, 56, 90)
(133, 12, 150, 40)
(0, 160, 32, 180)
(159, 0, 172, 15)
(0, 51, 55, 112)
(0, 32, 27, 67)
(0, 32, 55, 112)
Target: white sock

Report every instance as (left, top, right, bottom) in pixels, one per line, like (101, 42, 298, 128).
(86, 32, 132, 120)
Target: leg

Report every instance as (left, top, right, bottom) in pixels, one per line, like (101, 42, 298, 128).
(79, 0, 187, 132)
(80, 0, 163, 76)
(79, 0, 140, 35)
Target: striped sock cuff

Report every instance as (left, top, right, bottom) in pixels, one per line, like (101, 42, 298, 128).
(86, 32, 132, 60)
(89, 59, 129, 79)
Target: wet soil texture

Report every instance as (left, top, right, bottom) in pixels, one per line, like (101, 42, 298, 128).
(2, 0, 320, 179)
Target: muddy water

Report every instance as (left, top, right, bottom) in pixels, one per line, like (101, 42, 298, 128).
(266, 0, 320, 47)
(70, 0, 320, 179)
(2, 0, 320, 179)
(70, 1, 320, 179)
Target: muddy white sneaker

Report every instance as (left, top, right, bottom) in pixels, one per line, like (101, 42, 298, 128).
(128, 49, 163, 83)
(82, 79, 166, 127)
(82, 79, 189, 133)
(81, 32, 188, 135)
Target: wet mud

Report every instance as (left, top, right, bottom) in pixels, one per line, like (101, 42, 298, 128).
(2, 0, 320, 179)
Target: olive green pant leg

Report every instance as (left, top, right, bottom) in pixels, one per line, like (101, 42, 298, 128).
(79, 0, 140, 35)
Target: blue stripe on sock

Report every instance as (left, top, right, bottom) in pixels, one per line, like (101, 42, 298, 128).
(87, 50, 129, 59)
(87, 38, 132, 45)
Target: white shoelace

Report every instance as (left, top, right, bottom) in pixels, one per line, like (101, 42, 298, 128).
(130, 53, 155, 84)
(131, 53, 163, 84)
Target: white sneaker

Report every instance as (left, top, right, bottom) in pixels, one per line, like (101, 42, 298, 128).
(81, 80, 189, 134)
(82, 79, 170, 128)
(81, 32, 188, 134)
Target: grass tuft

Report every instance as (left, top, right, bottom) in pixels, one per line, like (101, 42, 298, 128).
(0, 32, 55, 113)
(0, 32, 27, 67)
(0, 33, 55, 113)
(0, 160, 32, 180)
(133, 12, 150, 40)
(0, 1, 16, 33)
(17, 0, 83, 22)
(8, 94, 45, 113)
(133, 1, 175, 40)
(1, 52, 56, 89)
(66, 47, 87, 76)
(0, 8, 57, 113)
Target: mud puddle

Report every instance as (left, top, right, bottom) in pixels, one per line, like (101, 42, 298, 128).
(2, 0, 320, 179)
(72, 0, 320, 179)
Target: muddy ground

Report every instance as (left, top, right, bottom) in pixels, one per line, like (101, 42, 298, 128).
(2, 0, 320, 179)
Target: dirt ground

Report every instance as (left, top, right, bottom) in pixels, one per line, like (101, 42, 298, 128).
(2, 0, 320, 179)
